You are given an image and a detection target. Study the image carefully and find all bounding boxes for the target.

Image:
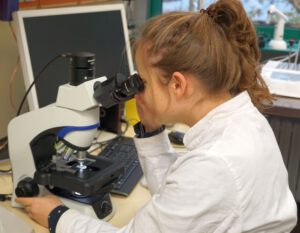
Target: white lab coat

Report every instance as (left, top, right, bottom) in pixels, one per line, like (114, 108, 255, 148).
(56, 91, 297, 233)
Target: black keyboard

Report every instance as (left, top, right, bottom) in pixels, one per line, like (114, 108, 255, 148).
(98, 136, 143, 196)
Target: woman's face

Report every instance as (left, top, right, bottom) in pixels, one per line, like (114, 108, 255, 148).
(134, 46, 172, 124)
(134, 44, 232, 128)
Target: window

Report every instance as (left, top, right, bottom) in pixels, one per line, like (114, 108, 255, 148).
(162, 0, 300, 25)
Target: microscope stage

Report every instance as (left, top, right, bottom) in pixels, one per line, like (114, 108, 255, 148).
(34, 155, 124, 196)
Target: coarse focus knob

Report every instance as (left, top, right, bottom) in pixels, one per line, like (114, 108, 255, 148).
(15, 177, 39, 197)
(101, 201, 112, 215)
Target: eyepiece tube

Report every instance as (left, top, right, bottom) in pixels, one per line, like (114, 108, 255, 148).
(93, 73, 144, 108)
(69, 52, 95, 86)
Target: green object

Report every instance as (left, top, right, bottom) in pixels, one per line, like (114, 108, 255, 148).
(147, 0, 162, 18)
(256, 24, 300, 53)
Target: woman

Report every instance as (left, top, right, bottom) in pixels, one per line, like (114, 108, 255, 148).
(17, 0, 297, 232)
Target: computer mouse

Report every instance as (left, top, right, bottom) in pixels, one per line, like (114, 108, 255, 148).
(168, 131, 185, 145)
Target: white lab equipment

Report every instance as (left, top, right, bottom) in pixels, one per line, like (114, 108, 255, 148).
(262, 60, 300, 98)
(267, 5, 288, 50)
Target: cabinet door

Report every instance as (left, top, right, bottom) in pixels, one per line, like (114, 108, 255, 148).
(39, 0, 78, 7)
(19, 0, 40, 9)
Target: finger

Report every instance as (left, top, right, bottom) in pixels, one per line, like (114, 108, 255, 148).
(15, 197, 33, 205)
(45, 195, 60, 200)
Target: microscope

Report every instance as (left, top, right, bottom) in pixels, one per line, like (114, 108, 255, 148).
(7, 52, 144, 220)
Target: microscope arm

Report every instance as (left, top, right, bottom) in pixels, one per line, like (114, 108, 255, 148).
(8, 77, 104, 205)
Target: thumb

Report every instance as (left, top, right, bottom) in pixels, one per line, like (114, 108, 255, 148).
(15, 197, 34, 206)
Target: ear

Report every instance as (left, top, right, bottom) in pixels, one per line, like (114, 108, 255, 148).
(168, 72, 187, 98)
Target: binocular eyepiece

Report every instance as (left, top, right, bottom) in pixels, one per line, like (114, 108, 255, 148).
(93, 73, 144, 108)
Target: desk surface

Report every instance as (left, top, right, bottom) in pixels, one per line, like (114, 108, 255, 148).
(263, 95, 300, 119)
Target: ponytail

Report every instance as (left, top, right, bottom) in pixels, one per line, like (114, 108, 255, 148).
(206, 0, 274, 109)
(136, 0, 274, 110)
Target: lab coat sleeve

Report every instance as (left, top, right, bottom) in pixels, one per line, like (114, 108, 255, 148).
(55, 153, 239, 233)
(133, 130, 178, 195)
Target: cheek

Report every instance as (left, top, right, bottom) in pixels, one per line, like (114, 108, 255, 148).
(136, 88, 153, 108)
(138, 82, 169, 114)
(140, 87, 159, 113)
(151, 86, 170, 113)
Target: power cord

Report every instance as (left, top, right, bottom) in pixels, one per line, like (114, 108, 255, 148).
(0, 168, 12, 173)
(0, 139, 7, 151)
(0, 194, 12, 201)
(16, 53, 70, 116)
(0, 54, 70, 171)
(8, 21, 20, 113)
(0, 23, 20, 154)
(120, 118, 129, 135)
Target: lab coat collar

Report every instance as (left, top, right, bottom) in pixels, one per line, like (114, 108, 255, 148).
(183, 91, 253, 151)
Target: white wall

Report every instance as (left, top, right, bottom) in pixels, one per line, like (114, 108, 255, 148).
(0, 21, 27, 138)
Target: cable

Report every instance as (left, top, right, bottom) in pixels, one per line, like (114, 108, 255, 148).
(279, 52, 297, 62)
(88, 142, 107, 154)
(294, 40, 300, 66)
(0, 22, 19, 152)
(16, 53, 69, 116)
(8, 21, 20, 113)
(2, 54, 69, 154)
(120, 118, 130, 135)
(260, 52, 298, 65)
(261, 42, 300, 70)
(0, 140, 7, 151)
(8, 56, 20, 113)
(0, 137, 10, 173)
(88, 136, 121, 154)
(276, 52, 297, 62)
(0, 194, 12, 201)
(0, 168, 12, 173)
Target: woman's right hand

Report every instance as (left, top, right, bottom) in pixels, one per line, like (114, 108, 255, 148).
(134, 94, 162, 132)
(15, 195, 63, 228)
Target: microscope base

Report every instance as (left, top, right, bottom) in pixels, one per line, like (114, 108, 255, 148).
(12, 188, 116, 221)
(60, 194, 116, 221)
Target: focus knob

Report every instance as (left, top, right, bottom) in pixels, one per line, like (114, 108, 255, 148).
(15, 177, 39, 197)
(101, 201, 112, 216)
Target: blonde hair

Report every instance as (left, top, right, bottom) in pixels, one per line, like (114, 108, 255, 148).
(135, 0, 273, 109)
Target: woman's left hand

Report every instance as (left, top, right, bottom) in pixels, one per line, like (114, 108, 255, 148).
(15, 195, 63, 228)
(135, 94, 162, 132)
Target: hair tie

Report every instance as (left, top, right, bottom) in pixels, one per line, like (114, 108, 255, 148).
(200, 8, 213, 18)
